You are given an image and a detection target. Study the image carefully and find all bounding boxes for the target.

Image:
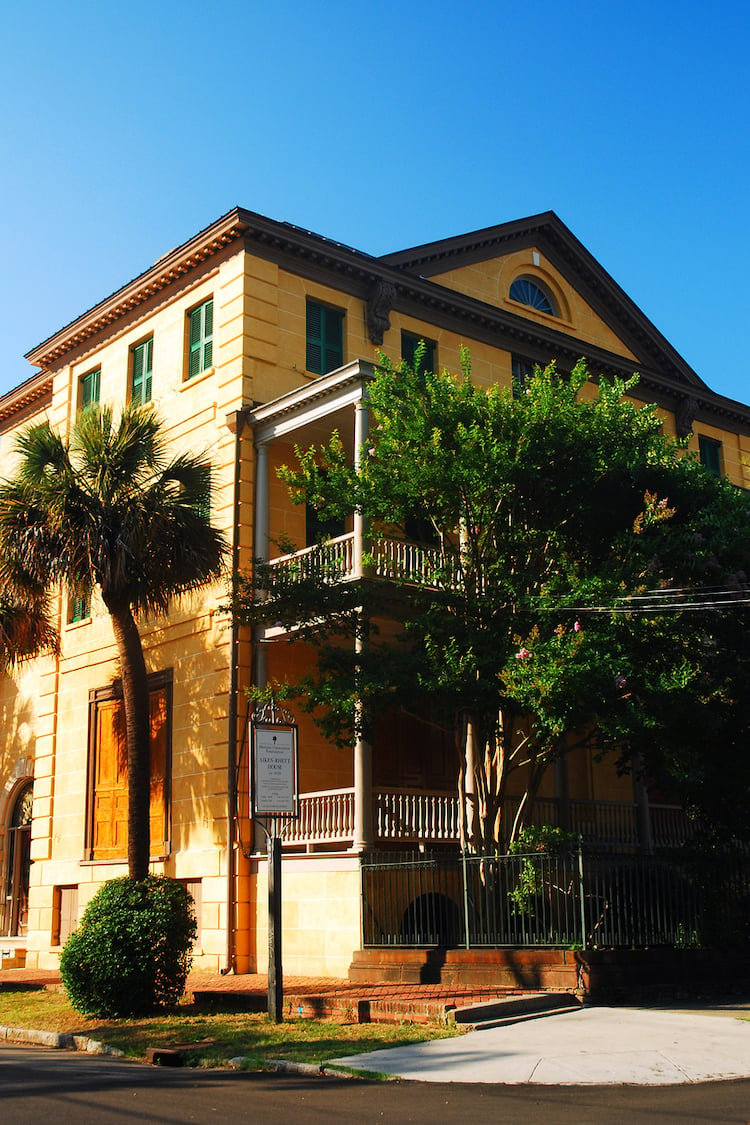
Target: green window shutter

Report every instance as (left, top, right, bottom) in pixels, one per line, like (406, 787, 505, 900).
(131, 338, 153, 405)
(80, 368, 100, 411)
(306, 301, 323, 372)
(699, 436, 722, 477)
(203, 299, 213, 370)
(323, 308, 343, 373)
(306, 301, 343, 374)
(188, 300, 213, 378)
(70, 591, 90, 623)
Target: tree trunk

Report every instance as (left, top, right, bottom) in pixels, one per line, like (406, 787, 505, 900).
(107, 600, 151, 881)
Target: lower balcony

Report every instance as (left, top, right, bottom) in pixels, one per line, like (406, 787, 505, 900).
(278, 787, 692, 854)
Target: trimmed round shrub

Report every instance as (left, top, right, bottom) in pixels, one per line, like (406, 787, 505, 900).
(60, 875, 197, 1017)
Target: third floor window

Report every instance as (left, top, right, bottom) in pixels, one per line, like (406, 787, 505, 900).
(306, 300, 343, 375)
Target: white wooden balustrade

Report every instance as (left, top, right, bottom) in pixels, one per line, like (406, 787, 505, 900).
(267, 534, 459, 588)
(276, 789, 692, 851)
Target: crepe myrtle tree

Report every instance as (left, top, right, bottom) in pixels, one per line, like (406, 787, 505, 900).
(233, 352, 750, 853)
(0, 404, 227, 879)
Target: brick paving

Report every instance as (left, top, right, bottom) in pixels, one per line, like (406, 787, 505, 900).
(188, 971, 519, 1021)
(0, 966, 517, 1023)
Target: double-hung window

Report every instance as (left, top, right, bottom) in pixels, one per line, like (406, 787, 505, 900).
(131, 337, 153, 405)
(79, 367, 100, 412)
(187, 298, 214, 379)
(306, 300, 344, 375)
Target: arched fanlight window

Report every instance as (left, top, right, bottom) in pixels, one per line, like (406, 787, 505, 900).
(509, 276, 558, 317)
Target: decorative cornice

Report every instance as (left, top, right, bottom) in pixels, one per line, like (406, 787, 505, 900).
(17, 206, 750, 436)
(26, 211, 250, 369)
(0, 371, 53, 428)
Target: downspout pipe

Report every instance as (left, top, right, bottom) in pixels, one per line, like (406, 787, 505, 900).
(222, 406, 251, 974)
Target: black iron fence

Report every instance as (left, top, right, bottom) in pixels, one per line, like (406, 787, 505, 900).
(361, 846, 750, 950)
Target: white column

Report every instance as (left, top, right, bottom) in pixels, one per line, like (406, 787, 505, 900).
(352, 613, 373, 851)
(252, 441, 270, 855)
(352, 396, 373, 849)
(254, 442, 270, 564)
(352, 399, 369, 579)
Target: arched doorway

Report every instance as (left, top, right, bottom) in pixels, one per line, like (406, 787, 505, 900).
(3, 781, 32, 936)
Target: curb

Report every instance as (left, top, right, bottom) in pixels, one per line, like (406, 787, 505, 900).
(0, 1023, 363, 1076)
(229, 1056, 372, 1079)
(0, 1023, 124, 1056)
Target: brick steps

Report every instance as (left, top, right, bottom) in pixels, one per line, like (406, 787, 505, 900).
(349, 948, 582, 992)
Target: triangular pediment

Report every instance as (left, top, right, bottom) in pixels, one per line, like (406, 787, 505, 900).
(381, 213, 707, 393)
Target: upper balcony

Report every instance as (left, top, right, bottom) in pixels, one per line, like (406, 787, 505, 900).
(266, 532, 459, 589)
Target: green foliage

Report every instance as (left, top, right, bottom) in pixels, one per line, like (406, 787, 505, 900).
(508, 825, 579, 855)
(234, 354, 750, 849)
(59, 876, 197, 1017)
(508, 826, 579, 915)
(0, 404, 226, 617)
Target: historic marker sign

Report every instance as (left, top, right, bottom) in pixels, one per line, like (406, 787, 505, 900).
(251, 722, 298, 817)
(250, 698, 299, 1023)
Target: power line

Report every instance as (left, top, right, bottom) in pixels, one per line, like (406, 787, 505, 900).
(534, 587, 750, 614)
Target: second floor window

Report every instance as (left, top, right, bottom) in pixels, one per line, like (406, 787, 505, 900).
(131, 338, 153, 406)
(306, 301, 343, 374)
(188, 298, 214, 378)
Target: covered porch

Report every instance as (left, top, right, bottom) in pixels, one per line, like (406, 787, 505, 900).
(247, 362, 692, 864)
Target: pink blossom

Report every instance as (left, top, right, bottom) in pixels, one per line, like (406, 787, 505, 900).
(614, 675, 627, 690)
(515, 647, 532, 661)
(573, 620, 581, 632)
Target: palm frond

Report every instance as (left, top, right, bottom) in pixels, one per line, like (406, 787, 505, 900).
(0, 404, 227, 618)
(0, 592, 58, 669)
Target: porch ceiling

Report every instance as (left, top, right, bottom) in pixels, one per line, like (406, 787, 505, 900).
(249, 359, 375, 448)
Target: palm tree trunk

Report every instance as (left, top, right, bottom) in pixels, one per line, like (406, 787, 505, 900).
(107, 601, 151, 881)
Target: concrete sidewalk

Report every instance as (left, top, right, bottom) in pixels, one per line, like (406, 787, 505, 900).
(333, 1003, 750, 1085)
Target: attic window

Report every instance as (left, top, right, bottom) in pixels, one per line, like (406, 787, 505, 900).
(509, 276, 558, 317)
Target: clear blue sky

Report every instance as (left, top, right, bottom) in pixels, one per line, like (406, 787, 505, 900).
(3, 0, 750, 404)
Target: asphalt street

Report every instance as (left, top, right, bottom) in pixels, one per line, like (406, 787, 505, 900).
(2, 1046, 750, 1125)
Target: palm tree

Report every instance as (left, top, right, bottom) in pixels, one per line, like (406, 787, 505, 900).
(0, 591, 57, 670)
(0, 405, 227, 880)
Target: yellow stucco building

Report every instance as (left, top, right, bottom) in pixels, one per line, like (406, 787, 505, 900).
(1, 208, 748, 976)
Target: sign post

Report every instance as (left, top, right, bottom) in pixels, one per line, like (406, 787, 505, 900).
(250, 697, 298, 1023)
